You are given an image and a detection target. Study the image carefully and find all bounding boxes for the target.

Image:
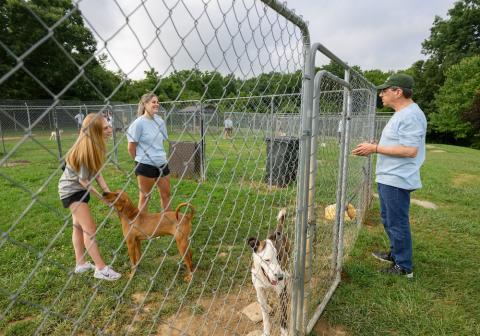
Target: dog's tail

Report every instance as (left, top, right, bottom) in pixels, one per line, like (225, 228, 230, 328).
(175, 202, 195, 221)
(276, 208, 287, 232)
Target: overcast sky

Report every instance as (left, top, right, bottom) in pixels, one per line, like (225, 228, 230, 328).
(76, 0, 456, 79)
(292, 0, 456, 71)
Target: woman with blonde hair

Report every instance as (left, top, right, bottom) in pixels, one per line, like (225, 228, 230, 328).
(58, 113, 121, 281)
(127, 93, 171, 213)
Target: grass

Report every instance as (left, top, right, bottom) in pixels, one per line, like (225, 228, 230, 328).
(6, 125, 460, 336)
(314, 144, 480, 335)
(0, 127, 355, 335)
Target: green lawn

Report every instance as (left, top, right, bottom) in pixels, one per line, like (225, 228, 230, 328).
(314, 144, 480, 336)
(5, 127, 459, 336)
(2, 129, 337, 335)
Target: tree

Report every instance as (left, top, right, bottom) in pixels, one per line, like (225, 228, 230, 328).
(415, 0, 480, 119)
(430, 55, 480, 142)
(406, 60, 443, 117)
(422, 0, 480, 69)
(462, 93, 480, 148)
(0, 0, 120, 100)
(363, 69, 391, 87)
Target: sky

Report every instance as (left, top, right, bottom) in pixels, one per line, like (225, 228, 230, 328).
(292, 0, 456, 71)
(76, 0, 456, 80)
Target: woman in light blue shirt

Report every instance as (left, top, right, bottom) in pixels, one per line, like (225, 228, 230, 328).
(127, 93, 171, 213)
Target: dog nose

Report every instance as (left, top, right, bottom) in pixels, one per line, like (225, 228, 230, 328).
(276, 273, 284, 281)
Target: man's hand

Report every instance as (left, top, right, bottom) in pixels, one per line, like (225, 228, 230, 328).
(352, 142, 376, 156)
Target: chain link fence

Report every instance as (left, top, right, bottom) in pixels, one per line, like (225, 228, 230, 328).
(0, 1, 379, 335)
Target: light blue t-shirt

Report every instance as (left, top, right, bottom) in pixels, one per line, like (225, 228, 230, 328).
(376, 103, 427, 190)
(126, 115, 168, 167)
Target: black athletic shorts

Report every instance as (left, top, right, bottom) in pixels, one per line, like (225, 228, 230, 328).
(134, 162, 170, 179)
(61, 190, 90, 208)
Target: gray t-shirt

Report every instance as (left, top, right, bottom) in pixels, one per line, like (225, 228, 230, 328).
(58, 164, 93, 199)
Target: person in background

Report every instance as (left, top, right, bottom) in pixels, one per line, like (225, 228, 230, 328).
(74, 111, 84, 130)
(352, 73, 427, 278)
(58, 113, 121, 281)
(127, 93, 171, 213)
(224, 116, 233, 139)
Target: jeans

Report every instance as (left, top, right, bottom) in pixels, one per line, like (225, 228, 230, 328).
(378, 183, 413, 272)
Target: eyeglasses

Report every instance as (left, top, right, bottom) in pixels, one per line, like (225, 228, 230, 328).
(380, 86, 400, 93)
(380, 87, 400, 94)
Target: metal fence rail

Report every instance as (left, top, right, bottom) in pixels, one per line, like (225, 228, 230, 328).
(0, 1, 379, 335)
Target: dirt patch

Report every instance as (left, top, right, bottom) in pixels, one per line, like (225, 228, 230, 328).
(2, 160, 30, 167)
(155, 287, 263, 336)
(2, 136, 24, 141)
(123, 286, 288, 336)
(431, 149, 446, 153)
(373, 193, 438, 210)
(313, 318, 347, 336)
(340, 270, 351, 283)
(452, 174, 480, 187)
(410, 199, 438, 210)
(6, 316, 35, 330)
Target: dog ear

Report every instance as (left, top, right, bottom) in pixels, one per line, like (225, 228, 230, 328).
(268, 230, 282, 242)
(247, 237, 260, 252)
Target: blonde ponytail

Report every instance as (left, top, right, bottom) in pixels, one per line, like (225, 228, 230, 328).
(137, 93, 158, 116)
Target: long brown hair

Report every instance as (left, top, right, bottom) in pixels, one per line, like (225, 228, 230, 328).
(137, 93, 158, 116)
(66, 113, 107, 173)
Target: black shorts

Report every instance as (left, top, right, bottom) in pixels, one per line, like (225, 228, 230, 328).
(134, 162, 170, 179)
(61, 190, 90, 208)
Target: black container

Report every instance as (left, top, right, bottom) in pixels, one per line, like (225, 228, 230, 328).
(265, 136, 299, 187)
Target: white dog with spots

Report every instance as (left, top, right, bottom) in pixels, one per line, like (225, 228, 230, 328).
(248, 208, 290, 336)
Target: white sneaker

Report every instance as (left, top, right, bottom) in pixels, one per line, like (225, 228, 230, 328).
(74, 261, 95, 274)
(94, 266, 121, 281)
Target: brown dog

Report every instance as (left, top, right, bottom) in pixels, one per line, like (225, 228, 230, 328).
(103, 190, 194, 281)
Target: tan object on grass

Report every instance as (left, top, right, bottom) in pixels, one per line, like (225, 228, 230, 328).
(324, 203, 356, 221)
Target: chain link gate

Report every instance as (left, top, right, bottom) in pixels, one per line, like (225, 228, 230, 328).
(0, 0, 377, 335)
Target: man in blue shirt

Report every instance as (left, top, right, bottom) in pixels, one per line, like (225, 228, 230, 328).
(352, 73, 427, 278)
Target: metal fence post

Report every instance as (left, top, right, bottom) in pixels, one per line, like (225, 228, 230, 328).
(111, 104, 118, 164)
(25, 102, 31, 131)
(366, 90, 377, 206)
(292, 44, 313, 336)
(53, 105, 63, 160)
(0, 120, 6, 159)
(268, 95, 275, 189)
(200, 102, 205, 181)
(334, 69, 352, 275)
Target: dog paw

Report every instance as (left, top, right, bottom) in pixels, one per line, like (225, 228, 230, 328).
(183, 273, 192, 282)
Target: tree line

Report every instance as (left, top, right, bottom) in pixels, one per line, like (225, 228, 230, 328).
(1, 0, 479, 147)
